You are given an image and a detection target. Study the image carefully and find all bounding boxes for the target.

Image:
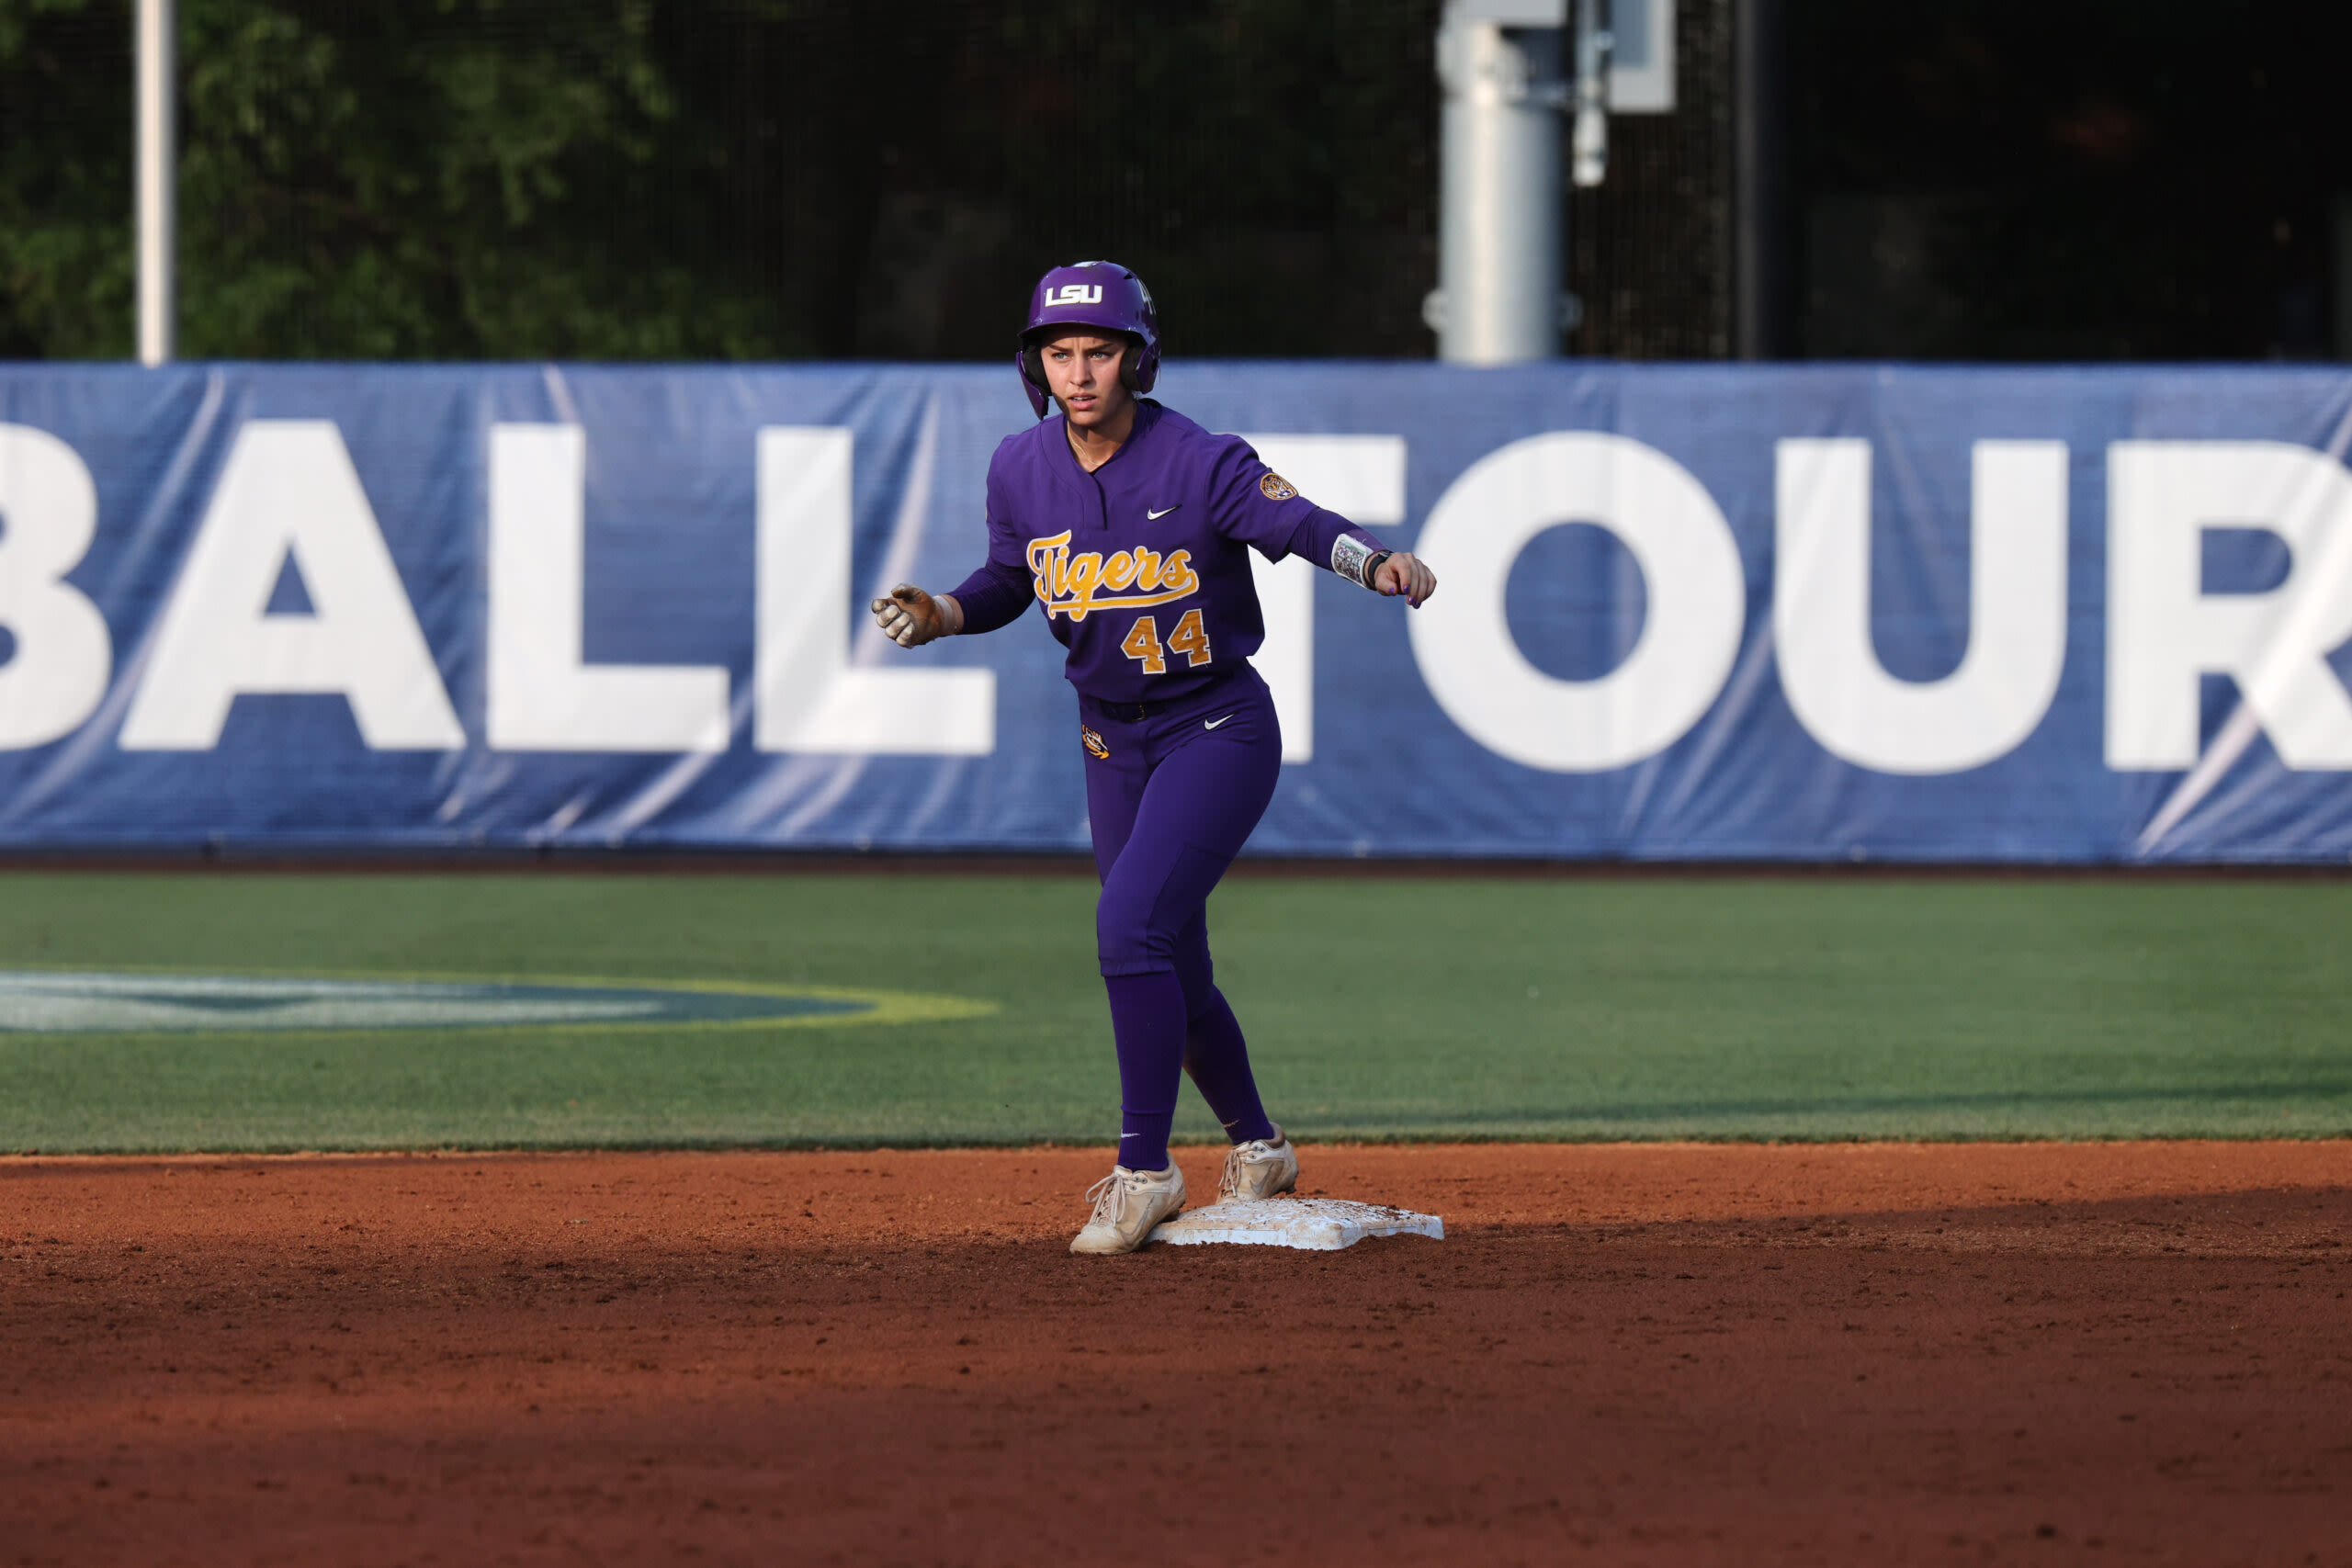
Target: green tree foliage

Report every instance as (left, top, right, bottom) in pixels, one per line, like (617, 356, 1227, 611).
(3, 0, 797, 358)
(0, 0, 136, 355)
(0, 0, 1438, 361)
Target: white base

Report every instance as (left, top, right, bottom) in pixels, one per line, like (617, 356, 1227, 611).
(1148, 1197, 1444, 1252)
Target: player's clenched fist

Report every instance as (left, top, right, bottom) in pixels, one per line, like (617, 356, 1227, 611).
(1373, 550, 1437, 608)
(869, 583, 963, 647)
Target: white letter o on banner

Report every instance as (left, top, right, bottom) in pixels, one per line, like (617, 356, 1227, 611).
(1409, 432, 1746, 772)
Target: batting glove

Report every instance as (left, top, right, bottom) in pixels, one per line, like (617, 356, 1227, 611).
(870, 583, 962, 647)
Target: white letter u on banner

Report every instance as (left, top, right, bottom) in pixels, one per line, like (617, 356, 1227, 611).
(1774, 439, 2068, 775)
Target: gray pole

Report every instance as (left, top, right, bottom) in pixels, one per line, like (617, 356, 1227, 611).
(136, 0, 175, 367)
(1570, 0, 1611, 190)
(1428, 2, 1569, 365)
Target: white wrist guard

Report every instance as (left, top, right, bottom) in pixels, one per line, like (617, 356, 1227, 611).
(1331, 534, 1387, 590)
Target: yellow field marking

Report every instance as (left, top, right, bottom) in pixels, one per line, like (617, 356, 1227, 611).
(0, 964, 999, 1034)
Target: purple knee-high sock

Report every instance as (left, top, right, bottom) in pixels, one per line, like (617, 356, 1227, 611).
(1182, 986, 1278, 1145)
(1105, 971, 1187, 1172)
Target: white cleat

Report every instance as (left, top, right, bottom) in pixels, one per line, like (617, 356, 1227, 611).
(1218, 1128, 1300, 1204)
(1069, 1162, 1187, 1255)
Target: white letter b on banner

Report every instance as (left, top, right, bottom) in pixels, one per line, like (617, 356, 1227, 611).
(0, 425, 110, 748)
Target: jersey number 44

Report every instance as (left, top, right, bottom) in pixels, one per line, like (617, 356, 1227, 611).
(1121, 609, 1212, 675)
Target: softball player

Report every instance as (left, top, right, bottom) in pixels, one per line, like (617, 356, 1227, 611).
(872, 261, 1436, 1254)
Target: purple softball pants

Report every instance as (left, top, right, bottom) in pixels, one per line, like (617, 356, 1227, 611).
(1082, 665, 1283, 1171)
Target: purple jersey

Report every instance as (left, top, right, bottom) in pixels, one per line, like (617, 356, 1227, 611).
(947, 400, 1388, 704)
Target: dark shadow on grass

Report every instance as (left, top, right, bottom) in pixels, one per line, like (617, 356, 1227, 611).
(6, 1082, 2349, 1156)
(1363, 1079, 2352, 1130)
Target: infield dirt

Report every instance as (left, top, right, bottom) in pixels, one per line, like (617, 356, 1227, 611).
(4, 1143, 2347, 1566)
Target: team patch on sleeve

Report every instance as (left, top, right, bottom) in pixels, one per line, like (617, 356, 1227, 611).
(1259, 470, 1299, 501)
(1081, 725, 1111, 760)
(1331, 533, 1379, 587)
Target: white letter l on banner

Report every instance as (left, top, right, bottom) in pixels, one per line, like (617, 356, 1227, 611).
(753, 427, 994, 755)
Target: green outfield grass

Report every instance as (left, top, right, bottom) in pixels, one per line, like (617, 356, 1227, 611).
(0, 869, 2346, 1151)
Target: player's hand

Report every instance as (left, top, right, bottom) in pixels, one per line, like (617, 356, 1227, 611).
(870, 583, 962, 647)
(1374, 551, 1436, 608)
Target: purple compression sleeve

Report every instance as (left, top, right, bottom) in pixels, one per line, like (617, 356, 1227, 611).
(944, 561, 1032, 634)
(1181, 986, 1277, 1145)
(1105, 971, 1185, 1172)
(1106, 971, 1274, 1171)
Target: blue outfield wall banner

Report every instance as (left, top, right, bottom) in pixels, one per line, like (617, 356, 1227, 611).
(3, 361, 2352, 863)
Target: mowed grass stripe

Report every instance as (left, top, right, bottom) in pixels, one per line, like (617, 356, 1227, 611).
(0, 871, 2344, 1151)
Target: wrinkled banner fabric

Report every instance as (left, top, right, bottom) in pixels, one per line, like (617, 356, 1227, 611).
(3, 362, 2352, 863)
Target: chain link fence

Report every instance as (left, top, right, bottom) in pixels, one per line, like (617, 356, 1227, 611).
(1, 0, 1733, 361)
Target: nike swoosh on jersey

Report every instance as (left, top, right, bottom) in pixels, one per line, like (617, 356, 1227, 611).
(1147, 505, 1181, 520)
(1202, 714, 1235, 730)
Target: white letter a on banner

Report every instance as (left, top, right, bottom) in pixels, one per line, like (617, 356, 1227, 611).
(120, 421, 463, 750)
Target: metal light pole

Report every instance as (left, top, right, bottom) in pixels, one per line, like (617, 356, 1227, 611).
(136, 0, 175, 366)
(1570, 0, 1611, 189)
(1425, 0, 1610, 366)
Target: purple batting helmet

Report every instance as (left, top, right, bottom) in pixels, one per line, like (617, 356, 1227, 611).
(1016, 260, 1160, 418)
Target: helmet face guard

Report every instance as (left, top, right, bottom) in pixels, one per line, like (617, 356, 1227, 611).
(1016, 261, 1160, 418)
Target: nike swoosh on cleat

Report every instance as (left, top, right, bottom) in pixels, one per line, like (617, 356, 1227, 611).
(1202, 714, 1235, 730)
(1147, 505, 1180, 520)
